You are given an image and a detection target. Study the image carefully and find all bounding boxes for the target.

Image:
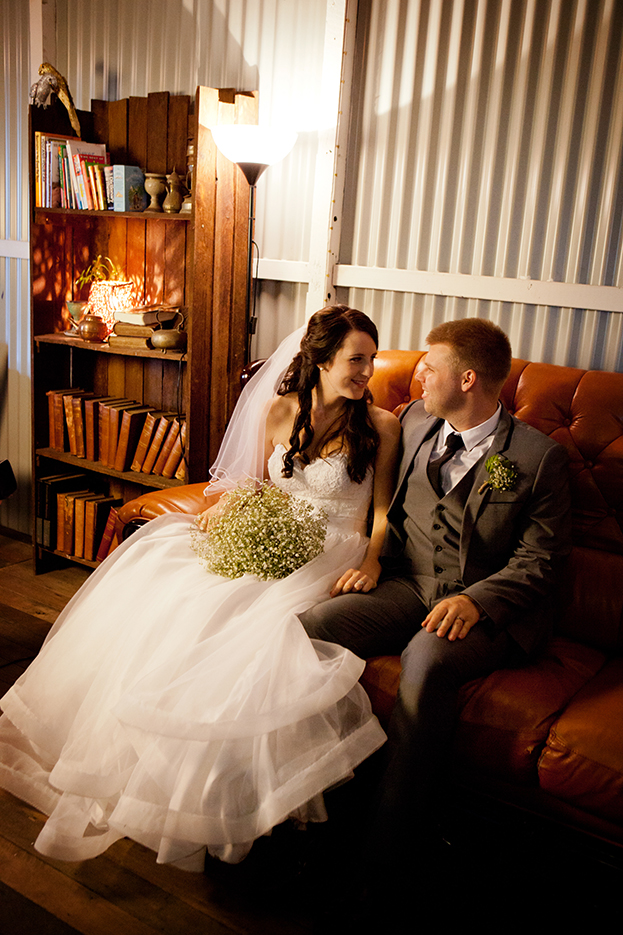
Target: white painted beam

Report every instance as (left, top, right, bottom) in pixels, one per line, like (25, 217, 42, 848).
(333, 265, 623, 314)
(0, 241, 29, 260)
(257, 259, 310, 283)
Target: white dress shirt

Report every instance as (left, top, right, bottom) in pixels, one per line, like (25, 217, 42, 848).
(430, 405, 502, 494)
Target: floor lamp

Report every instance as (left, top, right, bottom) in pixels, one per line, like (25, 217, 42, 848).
(210, 126, 297, 360)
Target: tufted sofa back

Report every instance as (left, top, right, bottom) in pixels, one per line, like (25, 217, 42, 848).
(369, 351, 623, 654)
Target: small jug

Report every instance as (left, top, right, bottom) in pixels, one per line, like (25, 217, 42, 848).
(163, 170, 184, 214)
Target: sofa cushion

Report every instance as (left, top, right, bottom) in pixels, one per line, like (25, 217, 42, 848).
(368, 350, 424, 413)
(538, 656, 623, 824)
(362, 638, 607, 786)
(360, 655, 401, 727)
(556, 546, 623, 653)
(454, 638, 607, 784)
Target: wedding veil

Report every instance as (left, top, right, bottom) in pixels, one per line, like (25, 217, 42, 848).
(206, 325, 307, 493)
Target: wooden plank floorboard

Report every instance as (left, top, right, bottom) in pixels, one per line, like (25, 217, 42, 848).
(0, 880, 83, 935)
(0, 793, 241, 935)
(0, 837, 163, 935)
(0, 553, 89, 625)
(110, 840, 312, 935)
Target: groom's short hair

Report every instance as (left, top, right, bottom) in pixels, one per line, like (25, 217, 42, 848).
(426, 318, 512, 393)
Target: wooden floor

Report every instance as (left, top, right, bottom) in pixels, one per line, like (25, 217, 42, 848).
(0, 535, 315, 935)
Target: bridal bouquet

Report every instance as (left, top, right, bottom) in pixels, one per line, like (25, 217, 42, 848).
(190, 481, 327, 580)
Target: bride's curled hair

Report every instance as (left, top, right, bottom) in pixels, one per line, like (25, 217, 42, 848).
(278, 305, 380, 484)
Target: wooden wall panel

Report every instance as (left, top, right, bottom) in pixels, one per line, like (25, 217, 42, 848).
(146, 92, 169, 174)
(106, 99, 128, 165)
(128, 97, 148, 170)
(106, 219, 127, 286)
(167, 96, 191, 178)
(164, 223, 186, 306)
(123, 359, 145, 403)
(145, 221, 165, 305)
(162, 362, 182, 414)
(126, 218, 147, 306)
(143, 359, 165, 411)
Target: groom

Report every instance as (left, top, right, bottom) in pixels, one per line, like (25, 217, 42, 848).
(300, 317, 571, 875)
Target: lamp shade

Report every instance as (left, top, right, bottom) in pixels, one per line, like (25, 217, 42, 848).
(210, 125, 298, 184)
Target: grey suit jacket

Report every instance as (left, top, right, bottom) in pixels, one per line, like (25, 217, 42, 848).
(383, 401, 572, 653)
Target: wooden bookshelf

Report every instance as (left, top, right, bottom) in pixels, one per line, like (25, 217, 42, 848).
(30, 87, 257, 570)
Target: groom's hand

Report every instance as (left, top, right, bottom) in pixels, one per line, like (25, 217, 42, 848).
(422, 594, 481, 641)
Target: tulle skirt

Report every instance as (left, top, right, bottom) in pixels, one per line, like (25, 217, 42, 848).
(0, 514, 385, 869)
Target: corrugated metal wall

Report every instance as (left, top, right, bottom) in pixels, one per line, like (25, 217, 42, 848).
(339, 0, 623, 368)
(0, 0, 31, 534)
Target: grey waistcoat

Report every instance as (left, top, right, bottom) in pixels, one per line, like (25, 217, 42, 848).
(401, 432, 484, 609)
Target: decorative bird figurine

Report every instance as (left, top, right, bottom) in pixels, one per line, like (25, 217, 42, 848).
(29, 63, 81, 138)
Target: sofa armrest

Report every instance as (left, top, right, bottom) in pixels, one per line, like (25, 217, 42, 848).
(118, 483, 220, 526)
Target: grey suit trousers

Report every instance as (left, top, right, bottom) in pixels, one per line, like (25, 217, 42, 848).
(300, 576, 513, 863)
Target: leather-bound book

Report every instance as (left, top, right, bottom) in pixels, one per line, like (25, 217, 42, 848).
(113, 407, 154, 473)
(107, 403, 146, 469)
(63, 394, 77, 455)
(130, 410, 174, 472)
(98, 399, 133, 466)
(141, 413, 178, 474)
(112, 321, 156, 337)
(162, 420, 186, 478)
(36, 472, 86, 547)
(71, 394, 96, 458)
(107, 335, 152, 349)
(84, 496, 122, 562)
(153, 419, 182, 475)
(84, 396, 120, 462)
(46, 389, 75, 449)
(72, 395, 86, 458)
(95, 505, 122, 562)
(56, 488, 89, 552)
(63, 391, 93, 456)
(66, 491, 100, 555)
(74, 493, 107, 558)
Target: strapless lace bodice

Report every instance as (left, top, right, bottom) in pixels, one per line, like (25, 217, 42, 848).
(268, 444, 372, 537)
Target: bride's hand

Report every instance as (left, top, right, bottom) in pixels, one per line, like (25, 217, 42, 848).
(330, 558, 381, 598)
(195, 495, 228, 532)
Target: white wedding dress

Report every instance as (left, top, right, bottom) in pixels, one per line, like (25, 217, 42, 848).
(0, 445, 386, 869)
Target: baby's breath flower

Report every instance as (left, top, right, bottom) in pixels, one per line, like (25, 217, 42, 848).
(478, 454, 518, 494)
(190, 481, 327, 580)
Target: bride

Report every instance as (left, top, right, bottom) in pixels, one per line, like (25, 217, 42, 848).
(0, 305, 400, 870)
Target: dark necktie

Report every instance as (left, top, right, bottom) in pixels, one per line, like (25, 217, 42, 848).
(427, 432, 464, 497)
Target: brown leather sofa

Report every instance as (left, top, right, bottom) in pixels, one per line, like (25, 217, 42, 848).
(118, 350, 623, 851)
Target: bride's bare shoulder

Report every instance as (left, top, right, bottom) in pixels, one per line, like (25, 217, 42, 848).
(265, 394, 298, 440)
(369, 404, 401, 440)
(267, 393, 298, 419)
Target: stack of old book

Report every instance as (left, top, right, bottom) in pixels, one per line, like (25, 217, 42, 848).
(107, 305, 182, 350)
(46, 389, 186, 481)
(130, 411, 187, 480)
(35, 472, 123, 562)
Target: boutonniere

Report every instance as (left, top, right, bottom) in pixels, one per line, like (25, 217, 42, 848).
(478, 454, 518, 494)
